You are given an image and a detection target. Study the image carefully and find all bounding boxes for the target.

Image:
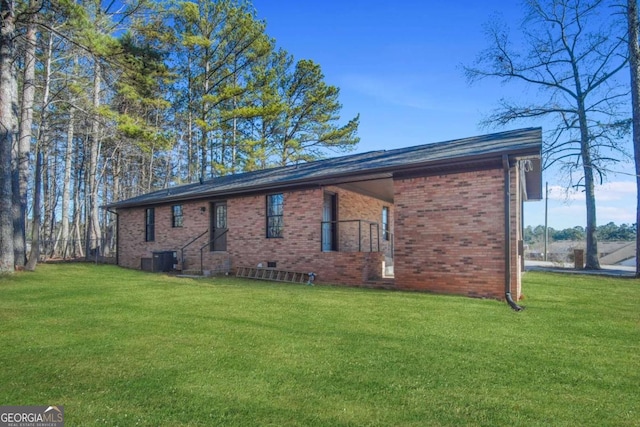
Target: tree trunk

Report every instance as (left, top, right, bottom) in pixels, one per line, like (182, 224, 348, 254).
(187, 53, 195, 182)
(13, 9, 36, 267)
(579, 118, 600, 269)
(628, 0, 640, 278)
(26, 31, 53, 269)
(0, 0, 17, 273)
(25, 150, 41, 271)
(71, 151, 84, 259)
(147, 143, 154, 191)
(200, 54, 210, 179)
(582, 154, 601, 269)
(86, 59, 102, 259)
(60, 105, 75, 258)
(574, 73, 600, 269)
(109, 150, 121, 256)
(42, 145, 51, 257)
(45, 135, 59, 258)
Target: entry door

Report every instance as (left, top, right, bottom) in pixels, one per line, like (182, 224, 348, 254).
(211, 201, 227, 251)
(322, 193, 338, 251)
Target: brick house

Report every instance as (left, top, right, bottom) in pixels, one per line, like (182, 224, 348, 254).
(107, 128, 542, 306)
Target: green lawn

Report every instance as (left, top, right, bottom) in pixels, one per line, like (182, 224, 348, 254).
(0, 264, 638, 426)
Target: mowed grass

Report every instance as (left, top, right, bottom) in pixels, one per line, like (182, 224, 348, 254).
(0, 264, 638, 426)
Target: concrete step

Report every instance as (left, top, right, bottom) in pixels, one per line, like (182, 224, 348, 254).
(180, 269, 203, 276)
(364, 278, 396, 289)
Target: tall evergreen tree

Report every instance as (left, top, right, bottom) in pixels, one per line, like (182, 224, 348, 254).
(217, 3, 271, 174)
(170, 0, 271, 179)
(276, 59, 359, 165)
(2, 0, 362, 268)
(12, 0, 38, 267)
(240, 48, 289, 170)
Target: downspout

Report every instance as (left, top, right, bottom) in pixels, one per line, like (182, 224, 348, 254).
(502, 155, 523, 311)
(107, 208, 119, 267)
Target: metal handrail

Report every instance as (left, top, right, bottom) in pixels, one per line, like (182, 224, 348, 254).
(386, 231, 394, 259)
(320, 219, 381, 253)
(200, 229, 228, 273)
(180, 229, 209, 268)
(370, 222, 380, 252)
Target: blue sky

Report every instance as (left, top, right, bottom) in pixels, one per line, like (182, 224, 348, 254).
(251, 0, 636, 229)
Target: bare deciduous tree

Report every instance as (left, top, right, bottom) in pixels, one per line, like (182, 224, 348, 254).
(627, 0, 640, 277)
(465, 0, 629, 269)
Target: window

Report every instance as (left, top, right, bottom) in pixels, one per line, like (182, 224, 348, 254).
(211, 201, 228, 252)
(215, 204, 227, 229)
(145, 208, 155, 242)
(172, 205, 183, 228)
(266, 193, 284, 238)
(382, 206, 390, 241)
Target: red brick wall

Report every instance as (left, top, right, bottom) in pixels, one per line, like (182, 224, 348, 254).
(117, 167, 523, 300)
(225, 188, 322, 272)
(330, 186, 392, 255)
(116, 185, 391, 285)
(393, 168, 520, 299)
(223, 186, 389, 284)
(117, 201, 210, 270)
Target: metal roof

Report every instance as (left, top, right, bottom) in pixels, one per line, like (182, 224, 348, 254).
(107, 127, 542, 209)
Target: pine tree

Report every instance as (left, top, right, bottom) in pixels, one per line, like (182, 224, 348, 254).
(13, 0, 38, 267)
(276, 59, 359, 165)
(170, 0, 271, 179)
(0, 0, 17, 273)
(239, 48, 289, 170)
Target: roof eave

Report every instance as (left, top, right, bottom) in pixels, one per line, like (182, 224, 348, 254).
(106, 144, 541, 210)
